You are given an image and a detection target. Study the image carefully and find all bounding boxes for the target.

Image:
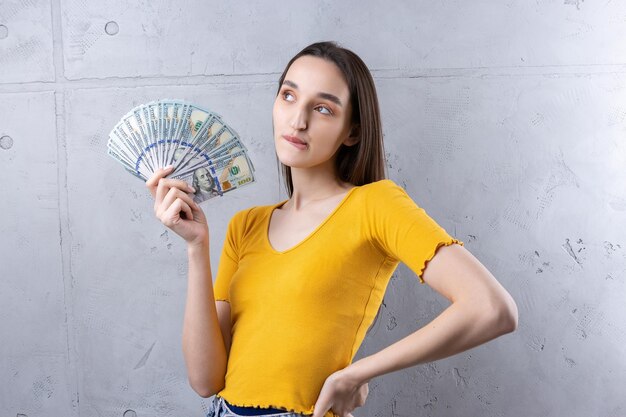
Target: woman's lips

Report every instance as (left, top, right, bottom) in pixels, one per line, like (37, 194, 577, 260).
(282, 135, 308, 149)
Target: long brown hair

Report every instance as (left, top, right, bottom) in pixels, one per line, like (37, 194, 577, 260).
(275, 41, 387, 197)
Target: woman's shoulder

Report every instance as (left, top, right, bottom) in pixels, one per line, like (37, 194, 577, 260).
(360, 178, 398, 189)
(228, 200, 282, 227)
(352, 178, 422, 214)
(356, 178, 407, 198)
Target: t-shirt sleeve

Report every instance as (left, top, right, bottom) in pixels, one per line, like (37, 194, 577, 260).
(213, 208, 251, 302)
(367, 180, 464, 284)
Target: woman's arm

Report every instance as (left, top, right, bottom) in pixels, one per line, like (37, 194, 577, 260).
(146, 167, 229, 397)
(345, 243, 518, 385)
(182, 239, 229, 397)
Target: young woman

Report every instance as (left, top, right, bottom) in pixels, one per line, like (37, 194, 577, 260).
(146, 42, 518, 417)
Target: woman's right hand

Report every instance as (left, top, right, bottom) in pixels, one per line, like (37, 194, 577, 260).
(146, 166, 209, 246)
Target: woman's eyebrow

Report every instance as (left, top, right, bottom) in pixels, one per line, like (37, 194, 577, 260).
(282, 80, 343, 107)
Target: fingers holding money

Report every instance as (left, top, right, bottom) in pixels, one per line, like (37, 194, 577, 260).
(160, 196, 193, 227)
(146, 165, 175, 198)
(146, 165, 199, 223)
(154, 177, 195, 209)
(157, 184, 199, 221)
(147, 166, 194, 206)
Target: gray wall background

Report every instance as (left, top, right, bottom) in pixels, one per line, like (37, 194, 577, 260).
(1, 1, 625, 416)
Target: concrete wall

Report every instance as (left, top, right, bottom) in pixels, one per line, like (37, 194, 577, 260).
(1, 1, 625, 416)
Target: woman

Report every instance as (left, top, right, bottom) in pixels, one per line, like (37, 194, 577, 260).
(146, 41, 518, 417)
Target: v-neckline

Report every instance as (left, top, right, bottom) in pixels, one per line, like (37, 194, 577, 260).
(265, 185, 361, 255)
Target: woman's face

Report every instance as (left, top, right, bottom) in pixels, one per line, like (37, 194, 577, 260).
(272, 55, 357, 171)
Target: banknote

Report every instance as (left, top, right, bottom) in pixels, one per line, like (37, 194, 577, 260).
(174, 149, 256, 203)
(107, 99, 256, 203)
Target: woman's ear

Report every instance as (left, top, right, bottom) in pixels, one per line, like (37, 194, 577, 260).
(343, 124, 361, 146)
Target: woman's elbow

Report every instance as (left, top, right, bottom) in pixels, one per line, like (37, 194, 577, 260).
(188, 377, 225, 398)
(192, 385, 215, 399)
(492, 292, 519, 335)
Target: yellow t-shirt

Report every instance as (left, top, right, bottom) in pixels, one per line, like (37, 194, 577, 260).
(213, 179, 464, 416)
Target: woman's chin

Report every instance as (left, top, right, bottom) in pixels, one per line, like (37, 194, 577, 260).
(275, 152, 306, 169)
(277, 159, 304, 169)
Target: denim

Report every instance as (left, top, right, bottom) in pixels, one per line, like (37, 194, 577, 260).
(206, 395, 309, 417)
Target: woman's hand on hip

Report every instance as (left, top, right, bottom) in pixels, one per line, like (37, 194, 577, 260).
(146, 166, 209, 246)
(312, 368, 369, 417)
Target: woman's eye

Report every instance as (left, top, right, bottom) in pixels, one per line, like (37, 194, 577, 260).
(282, 91, 294, 101)
(316, 106, 332, 115)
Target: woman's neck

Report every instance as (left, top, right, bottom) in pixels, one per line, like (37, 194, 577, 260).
(285, 163, 352, 211)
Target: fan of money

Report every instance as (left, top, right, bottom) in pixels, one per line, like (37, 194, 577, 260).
(107, 99, 256, 203)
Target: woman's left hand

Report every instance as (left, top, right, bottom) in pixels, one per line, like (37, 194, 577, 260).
(312, 368, 369, 417)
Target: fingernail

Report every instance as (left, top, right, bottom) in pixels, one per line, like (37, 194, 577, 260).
(189, 186, 196, 193)
(164, 164, 174, 170)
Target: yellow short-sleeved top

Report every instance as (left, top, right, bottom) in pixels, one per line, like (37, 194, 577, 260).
(213, 179, 464, 417)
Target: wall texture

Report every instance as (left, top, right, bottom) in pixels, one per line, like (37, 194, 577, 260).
(1, 1, 625, 416)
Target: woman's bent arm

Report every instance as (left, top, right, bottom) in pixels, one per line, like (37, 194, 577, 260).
(182, 239, 228, 397)
(344, 244, 518, 385)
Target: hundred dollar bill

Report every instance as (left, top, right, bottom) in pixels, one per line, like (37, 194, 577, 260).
(168, 106, 220, 170)
(173, 145, 247, 179)
(204, 125, 237, 154)
(176, 129, 246, 173)
(109, 124, 154, 177)
(212, 151, 255, 192)
(130, 108, 156, 170)
(206, 135, 246, 159)
(174, 149, 256, 203)
(107, 147, 148, 181)
(162, 101, 187, 168)
(107, 135, 151, 179)
(146, 102, 173, 167)
(173, 124, 244, 173)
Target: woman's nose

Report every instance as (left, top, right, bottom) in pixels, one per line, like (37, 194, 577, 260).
(289, 106, 307, 130)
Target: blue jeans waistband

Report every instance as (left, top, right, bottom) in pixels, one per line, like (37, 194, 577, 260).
(223, 398, 287, 415)
(207, 395, 307, 417)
